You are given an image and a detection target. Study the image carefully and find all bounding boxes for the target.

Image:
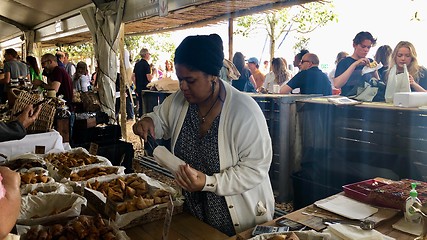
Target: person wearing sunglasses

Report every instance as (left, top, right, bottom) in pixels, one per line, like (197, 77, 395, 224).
(280, 53, 332, 95)
(35, 53, 73, 104)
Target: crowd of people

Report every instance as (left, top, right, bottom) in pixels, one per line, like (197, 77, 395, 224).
(2, 30, 427, 238)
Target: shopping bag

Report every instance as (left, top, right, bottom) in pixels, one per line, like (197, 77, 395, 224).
(385, 64, 411, 103)
(351, 78, 385, 102)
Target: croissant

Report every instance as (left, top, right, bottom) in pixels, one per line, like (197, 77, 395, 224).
(38, 175, 48, 183)
(51, 224, 64, 237)
(37, 229, 49, 240)
(135, 196, 147, 210)
(72, 220, 88, 239)
(21, 172, 36, 184)
(126, 200, 137, 212)
(154, 196, 162, 204)
(144, 198, 155, 208)
(126, 186, 136, 198)
(103, 232, 116, 240)
(153, 189, 170, 197)
(116, 203, 127, 214)
(116, 178, 126, 191)
(108, 189, 124, 202)
(70, 173, 80, 181)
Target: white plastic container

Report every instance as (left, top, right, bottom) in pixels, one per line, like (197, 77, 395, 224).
(394, 92, 427, 108)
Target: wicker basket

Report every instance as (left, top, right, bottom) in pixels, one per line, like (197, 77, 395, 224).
(11, 90, 56, 133)
(80, 91, 101, 112)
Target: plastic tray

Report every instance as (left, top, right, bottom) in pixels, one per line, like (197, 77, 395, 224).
(343, 179, 388, 204)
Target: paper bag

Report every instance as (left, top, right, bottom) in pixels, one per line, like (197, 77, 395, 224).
(385, 64, 411, 103)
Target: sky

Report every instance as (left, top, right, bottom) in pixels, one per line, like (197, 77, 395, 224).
(165, 0, 427, 73)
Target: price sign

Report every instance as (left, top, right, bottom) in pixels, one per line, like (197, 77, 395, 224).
(35, 146, 46, 154)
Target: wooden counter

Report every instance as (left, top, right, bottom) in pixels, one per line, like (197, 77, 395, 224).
(232, 198, 415, 240)
(125, 212, 229, 240)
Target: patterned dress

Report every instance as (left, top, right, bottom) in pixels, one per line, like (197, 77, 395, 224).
(174, 104, 235, 236)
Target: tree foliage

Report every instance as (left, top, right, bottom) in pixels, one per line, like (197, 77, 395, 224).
(235, 1, 337, 62)
(125, 33, 176, 65)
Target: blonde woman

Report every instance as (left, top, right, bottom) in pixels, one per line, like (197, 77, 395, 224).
(263, 58, 291, 93)
(386, 41, 427, 92)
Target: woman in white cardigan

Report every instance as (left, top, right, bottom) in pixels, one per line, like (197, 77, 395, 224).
(133, 34, 274, 236)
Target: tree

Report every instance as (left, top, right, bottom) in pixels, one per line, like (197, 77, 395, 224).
(235, 1, 337, 63)
(125, 33, 176, 66)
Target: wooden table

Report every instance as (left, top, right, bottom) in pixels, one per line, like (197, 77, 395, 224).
(125, 212, 229, 240)
(231, 199, 416, 240)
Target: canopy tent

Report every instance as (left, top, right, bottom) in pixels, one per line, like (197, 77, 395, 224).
(81, 0, 125, 123)
(0, 0, 317, 133)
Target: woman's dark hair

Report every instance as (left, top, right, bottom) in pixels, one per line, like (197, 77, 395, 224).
(374, 45, 392, 66)
(232, 52, 246, 74)
(73, 61, 88, 81)
(353, 31, 377, 46)
(25, 56, 40, 75)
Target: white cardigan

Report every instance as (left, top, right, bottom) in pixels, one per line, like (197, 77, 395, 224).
(147, 80, 275, 233)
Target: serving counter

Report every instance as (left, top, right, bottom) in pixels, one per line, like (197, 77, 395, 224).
(293, 97, 427, 208)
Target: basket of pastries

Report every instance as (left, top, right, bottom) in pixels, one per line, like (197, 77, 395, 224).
(0, 155, 46, 172)
(18, 214, 130, 240)
(85, 173, 184, 228)
(20, 182, 74, 196)
(67, 165, 125, 182)
(20, 167, 54, 187)
(18, 192, 87, 226)
(44, 148, 112, 181)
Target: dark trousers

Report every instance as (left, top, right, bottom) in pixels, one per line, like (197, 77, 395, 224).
(137, 90, 147, 117)
(115, 96, 135, 120)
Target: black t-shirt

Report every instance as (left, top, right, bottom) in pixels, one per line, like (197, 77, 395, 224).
(133, 59, 151, 91)
(335, 57, 376, 96)
(287, 66, 332, 95)
(231, 68, 255, 92)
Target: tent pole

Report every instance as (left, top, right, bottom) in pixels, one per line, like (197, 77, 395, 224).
(118, 23, 128, 141)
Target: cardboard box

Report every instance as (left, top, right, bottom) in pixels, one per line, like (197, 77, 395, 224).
(393, 92, 427, 108)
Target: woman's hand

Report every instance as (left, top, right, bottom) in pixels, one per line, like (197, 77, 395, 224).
(132, 117, 155, 141)
(175, 164, 206, 192)
(409, 74, 415, 85)
(409, 74, 427, 92)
